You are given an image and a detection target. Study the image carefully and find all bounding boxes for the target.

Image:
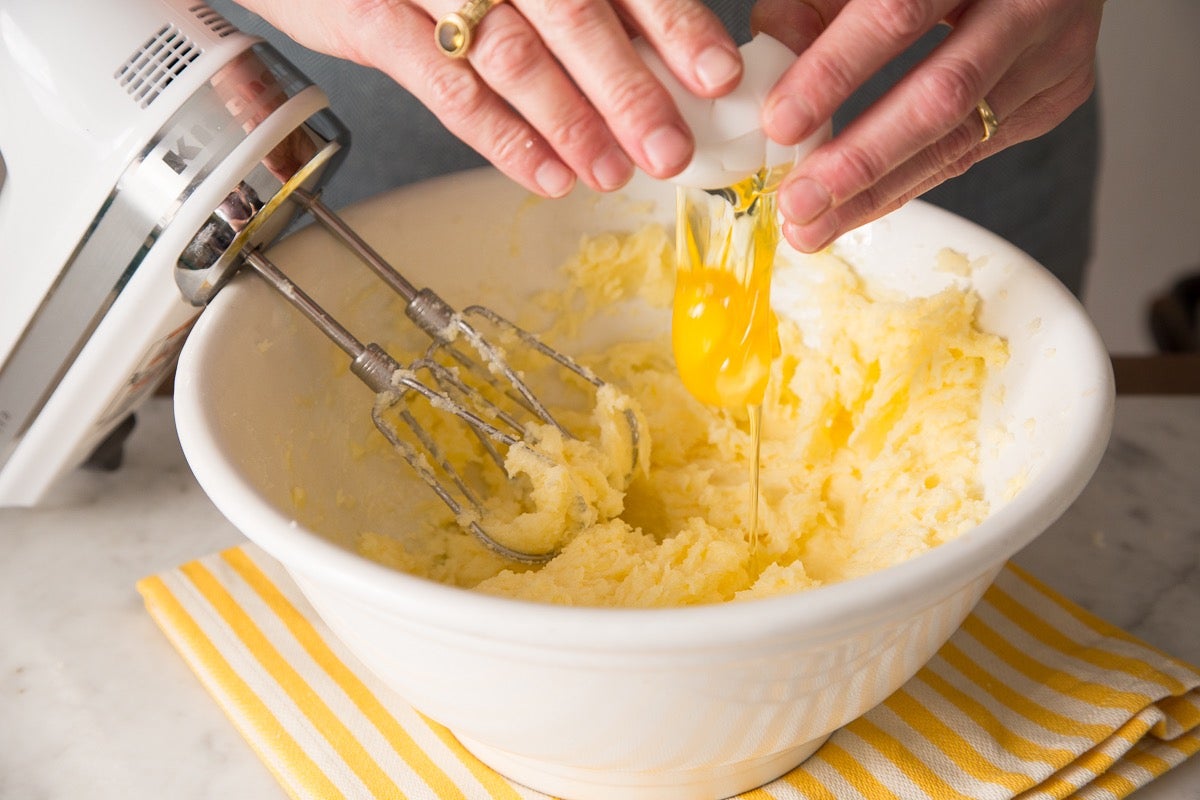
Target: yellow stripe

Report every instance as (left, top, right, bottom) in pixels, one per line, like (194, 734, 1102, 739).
(1074, 763, 1139, 798)
(1028, 714, 1153, 798)
(781, 758, 841, 799)
(1010, 566, 1192, 667)
(819, 740, 902, 800)
(1048, 709, 1200, 798)
(1082, 775, 1138, 799)
(1156, 693, 1200, 733)
(961, 614, 1151, 713)
(846, 717, 960, 798)
(988, 581, 1186, 697)
(919, 665, 1077, 768)
(1019, 771, 1082, 799)
(884, 686, 1030, 793)
(137, 575, 347, 800)
(1117, 742, 1173, 779)
(1171, 729, 1200, 758)
(1113, 711, 1156, 746)
(940, 640, 1113, 742)
(181, 561, 402, 798)
(221, 549, 497, 800)
(409, 710, 532, 800)
(1144, 730, 1200, 763)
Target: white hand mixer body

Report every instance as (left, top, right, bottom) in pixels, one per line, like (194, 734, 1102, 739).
(0, 0, 347, 505)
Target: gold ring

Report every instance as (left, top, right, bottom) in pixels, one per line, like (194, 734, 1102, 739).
(976, 98, 999, 142)
(435, 0, 505, 58)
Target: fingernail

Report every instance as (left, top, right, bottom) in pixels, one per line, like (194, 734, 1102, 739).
(780, 177, 831, 225)
(643, 124, 692, 175)
(695, 45, 741, 92)
(766, 95, 813, 145)
(784, 214, 838, 253)
(591, 146, 634, 191)
(535, 160, 575, 197)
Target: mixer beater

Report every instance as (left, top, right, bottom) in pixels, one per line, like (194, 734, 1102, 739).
(230, 191, 642, 564)
(0, 0, 637, 562)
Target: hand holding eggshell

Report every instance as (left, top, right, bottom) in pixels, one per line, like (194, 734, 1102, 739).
(636, 34, 831, 191)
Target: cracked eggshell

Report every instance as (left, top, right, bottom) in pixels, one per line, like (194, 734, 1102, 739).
(636, 34, 831, 190)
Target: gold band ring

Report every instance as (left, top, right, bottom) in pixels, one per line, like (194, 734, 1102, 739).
(976, 98, 999, 142)
(435, 0, 506, 58)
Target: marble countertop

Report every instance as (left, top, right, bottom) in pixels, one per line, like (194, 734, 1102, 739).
(2, 395, 1198, 799)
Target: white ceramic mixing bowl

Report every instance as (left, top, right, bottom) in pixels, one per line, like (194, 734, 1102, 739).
(174, 168, 1114, 800)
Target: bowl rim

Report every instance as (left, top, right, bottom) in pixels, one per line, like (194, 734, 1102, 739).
(174, 178, 1115, 652)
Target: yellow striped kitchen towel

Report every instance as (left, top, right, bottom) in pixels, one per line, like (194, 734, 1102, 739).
(138, 544, 1200, 800)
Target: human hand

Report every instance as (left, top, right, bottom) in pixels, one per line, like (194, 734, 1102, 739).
(232, 0, 744, 198)
(750, 0, 1104, 252)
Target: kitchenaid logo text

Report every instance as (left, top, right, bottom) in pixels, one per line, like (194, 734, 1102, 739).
(163, 134, 203, 174)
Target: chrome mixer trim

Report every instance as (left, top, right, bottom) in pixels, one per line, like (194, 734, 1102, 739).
(0, 43, 346, 471)
(175, 126, 345, 304)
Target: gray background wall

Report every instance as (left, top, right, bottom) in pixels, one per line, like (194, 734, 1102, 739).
(1085, 1, 1200, 353)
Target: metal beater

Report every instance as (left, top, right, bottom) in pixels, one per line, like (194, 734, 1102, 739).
(0, 0, 635, 561)
(186, 186, 639, 564)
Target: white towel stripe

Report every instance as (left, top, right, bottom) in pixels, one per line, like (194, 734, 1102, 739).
(838, 726, 932, 799)
(160, 568, 376, 800)
(236, 548, 549, 800)
(924, 644, 1100, 755)
(904, 674, 1046, 782)
(993, 573, 1196, 693)
(210, 553, 446, 799)
(1003, 572, 1200, 691)
(970, 601, 1172, 717)
(870, 697, 1005, 799)
(954, 618, 1144, 729)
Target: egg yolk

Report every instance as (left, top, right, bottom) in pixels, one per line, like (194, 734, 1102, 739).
(672, 169, 784, 408)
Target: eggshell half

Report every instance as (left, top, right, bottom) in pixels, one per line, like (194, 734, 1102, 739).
(636, 34, 831, 189)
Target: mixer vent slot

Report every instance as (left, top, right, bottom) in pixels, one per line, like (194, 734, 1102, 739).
(189, 4, 237, 37)
(114, 24, 201, 109)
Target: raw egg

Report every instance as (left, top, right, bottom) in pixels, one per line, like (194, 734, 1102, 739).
(672, 169, 783, 408)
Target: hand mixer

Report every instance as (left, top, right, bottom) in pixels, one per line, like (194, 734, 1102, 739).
(0, 0, 636, 562)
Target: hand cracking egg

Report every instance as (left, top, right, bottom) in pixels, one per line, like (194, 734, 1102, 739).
(635, 34, 831, 190)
